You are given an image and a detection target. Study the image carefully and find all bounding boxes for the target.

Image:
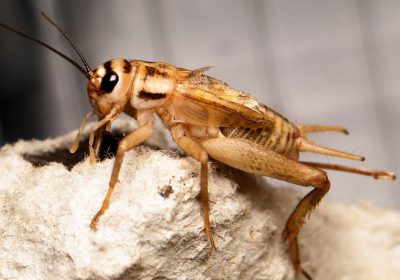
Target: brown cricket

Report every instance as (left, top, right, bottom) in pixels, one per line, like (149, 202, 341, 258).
(1, 13, 396, 280)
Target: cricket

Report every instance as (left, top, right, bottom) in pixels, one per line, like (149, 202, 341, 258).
(0, 12, 396, 280)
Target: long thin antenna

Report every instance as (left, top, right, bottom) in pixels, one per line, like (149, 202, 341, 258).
(40, 12, 92, 74)
(0, 21, 91, 79)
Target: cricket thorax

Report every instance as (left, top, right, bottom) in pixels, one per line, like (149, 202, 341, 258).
(130, 61, 177, 109)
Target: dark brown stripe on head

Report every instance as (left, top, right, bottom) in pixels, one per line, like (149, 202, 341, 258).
(123, 60, 132, 73)
(138, 90, 166, 101)
(104, 61, 112, 72)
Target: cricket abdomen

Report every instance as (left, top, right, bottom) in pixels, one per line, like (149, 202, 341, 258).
(221, 114, 299, 159)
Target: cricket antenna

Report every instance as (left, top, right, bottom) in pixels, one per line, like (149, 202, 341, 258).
(0, 14, 92, 79)
(40, 12, 92, 75)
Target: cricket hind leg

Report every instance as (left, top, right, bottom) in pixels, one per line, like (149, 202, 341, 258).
(282, 186, 330, 280)
(202, 137, 330, 278)
(202, 137, 329, 187)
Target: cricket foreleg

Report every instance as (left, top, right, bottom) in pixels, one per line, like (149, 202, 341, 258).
(90, 111, 154, 230)
(70, 111, 95, 153)
(93, 120, 113, 159)
(93, 122, 107, 159)
(171, 125, 216, 250)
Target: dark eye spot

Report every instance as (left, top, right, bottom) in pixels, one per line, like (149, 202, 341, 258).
(101, 71, 119, 93)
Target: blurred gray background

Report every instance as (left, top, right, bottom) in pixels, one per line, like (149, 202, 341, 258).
(0, 0, 399, 208)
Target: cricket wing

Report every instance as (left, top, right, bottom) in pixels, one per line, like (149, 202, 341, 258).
(173, 67, 276, 128)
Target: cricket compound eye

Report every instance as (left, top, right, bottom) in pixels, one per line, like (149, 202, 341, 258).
(101, 71, 119, 93)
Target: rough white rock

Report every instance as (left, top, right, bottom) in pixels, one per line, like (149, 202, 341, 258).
(0, 120, 399, 280)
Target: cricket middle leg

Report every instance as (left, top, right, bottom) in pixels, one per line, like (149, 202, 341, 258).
(171, 125, 216, 250)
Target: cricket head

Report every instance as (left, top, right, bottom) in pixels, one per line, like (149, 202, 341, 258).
(0, 12, 136, 161)
(87, 59, 135, 117)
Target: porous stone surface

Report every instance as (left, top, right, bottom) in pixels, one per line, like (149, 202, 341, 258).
(0, 120, 399, 280)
